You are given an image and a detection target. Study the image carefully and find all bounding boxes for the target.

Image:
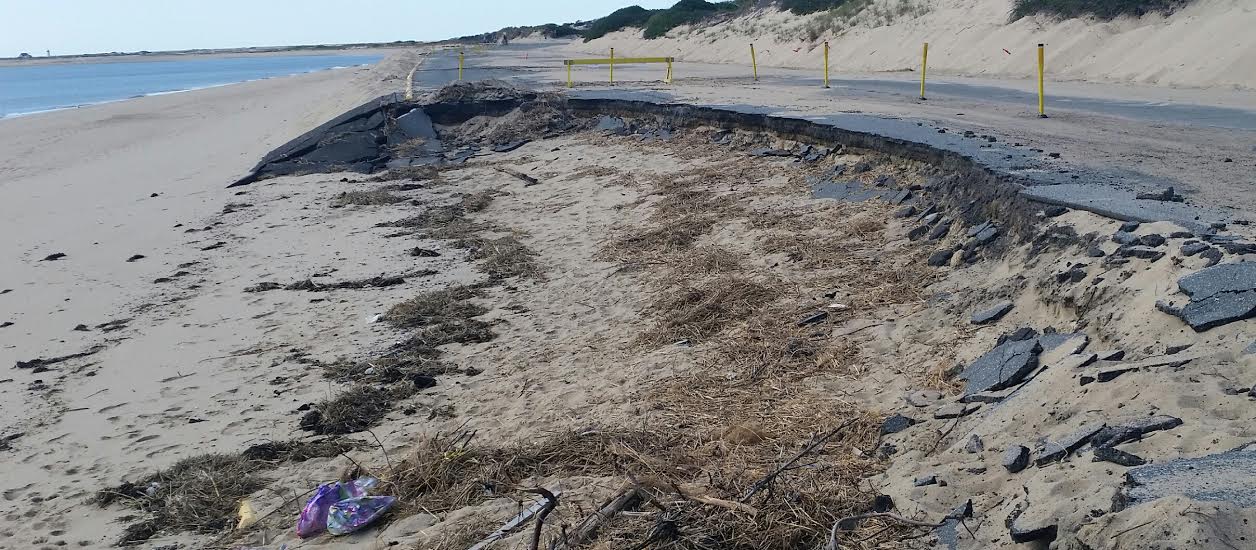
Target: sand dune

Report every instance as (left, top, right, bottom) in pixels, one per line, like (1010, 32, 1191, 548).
(567, 0, 1256, 90)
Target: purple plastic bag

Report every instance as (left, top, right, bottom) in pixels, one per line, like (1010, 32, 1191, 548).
(297, 483, 342, 538)
(326, 496, 397, 535)
(296, 477, 383, 538)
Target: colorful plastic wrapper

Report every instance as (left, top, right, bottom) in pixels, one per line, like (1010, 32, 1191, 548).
(348, 476, 378, 496)
(326, 496, 397, 535)
(296, 483, 343, 538)
(295, 477, 387, 538)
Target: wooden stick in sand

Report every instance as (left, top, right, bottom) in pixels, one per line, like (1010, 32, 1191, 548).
(554, 484, 644, 548)
(494, 167, 541, 186)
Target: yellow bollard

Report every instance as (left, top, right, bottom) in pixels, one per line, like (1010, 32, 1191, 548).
(458, 51, 464, 81)
(567, 63, 573, 88)
(823, 41, 830, 88)
(920, 42, 928, 100)
(665, 60, 673, 84)
(1037, 43, 1047, 118)
(750, 43, 758, 82)
(609, 48, 615, 84)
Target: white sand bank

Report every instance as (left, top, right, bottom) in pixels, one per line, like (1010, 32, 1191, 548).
(566, 0, 1256, 90)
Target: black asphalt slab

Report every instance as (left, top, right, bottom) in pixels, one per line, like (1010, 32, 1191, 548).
(1125, 445, 1256, 508)
(819, 77, 1256, 132)
(568, 88, 1236, 230)
(410, 47, 1244, 231)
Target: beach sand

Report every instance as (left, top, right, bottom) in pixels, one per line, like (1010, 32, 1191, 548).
(3, 37, 1255, 550)
(0, 51, 421, 548)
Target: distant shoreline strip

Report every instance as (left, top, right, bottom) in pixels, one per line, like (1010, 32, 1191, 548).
(0, 62, 374, 120)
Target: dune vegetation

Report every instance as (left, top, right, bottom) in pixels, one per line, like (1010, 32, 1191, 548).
(1010, 0, 1193, 20)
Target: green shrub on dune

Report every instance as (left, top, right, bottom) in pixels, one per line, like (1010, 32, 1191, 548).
(780, 0, 850, 16)
(1011, 0, 1192, 20)
(582, 1, 741, 42)
(583, 6, 660, 41)
(643, 0, 740, 39)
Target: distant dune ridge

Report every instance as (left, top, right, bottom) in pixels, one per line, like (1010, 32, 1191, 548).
(498, 0, 1255, 90)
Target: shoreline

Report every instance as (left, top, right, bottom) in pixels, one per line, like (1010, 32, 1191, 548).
(0, 46, 411, 67)
(0, 57, 383, 120)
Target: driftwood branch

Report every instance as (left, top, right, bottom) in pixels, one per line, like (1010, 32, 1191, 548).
(662, 481, 758, 516)
(524, 488, 559, 550)
(826, 512, 945, 550)
(495, 167, 541, 186)
(561, 485, 643, 548)
(467, 489, 562, 550)
(741, 419, 859, 502)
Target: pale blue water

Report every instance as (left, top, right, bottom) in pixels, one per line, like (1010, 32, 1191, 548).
(0, 53, 382, 118)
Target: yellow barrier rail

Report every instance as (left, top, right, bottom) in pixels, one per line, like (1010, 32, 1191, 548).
(563, 55, 675, 88)
(563, 57, 675, 66)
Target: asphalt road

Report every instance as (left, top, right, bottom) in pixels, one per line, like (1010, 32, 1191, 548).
(414, 45, 1256, 232)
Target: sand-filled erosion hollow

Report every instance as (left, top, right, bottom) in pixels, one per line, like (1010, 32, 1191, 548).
(25, 82, 1255, 550)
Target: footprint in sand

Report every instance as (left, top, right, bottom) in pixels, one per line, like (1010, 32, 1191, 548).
(3, 484, 32, 501)
(144, 444, 182, 459)
(158, 385, 199, 399)
(97, 403, 127, 414)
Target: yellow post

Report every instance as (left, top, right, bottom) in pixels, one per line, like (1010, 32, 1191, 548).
(458, 51, 464, 81)
(750, 43, 758, 81)
(566, 63, 573, 88)
(609, 48, 615, 84)
(665, 60, 673, 83)
(920, 42, 928, 100)
(823, 41, 830, 88)
(1037, 43, 1047, 118)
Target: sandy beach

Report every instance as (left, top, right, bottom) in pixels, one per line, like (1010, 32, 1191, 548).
(0, 52, 420, 547)
(3, 13, 1256, 548)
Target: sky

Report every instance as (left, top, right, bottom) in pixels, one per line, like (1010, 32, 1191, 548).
(0, 0, 678, 56)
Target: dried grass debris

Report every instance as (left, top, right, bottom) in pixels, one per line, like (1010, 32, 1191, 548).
(461, 190, 497, 212)
(383, 285, 487, 329)
(371, 164, 439, 182)
(639, 276, 779, 347)
(241, 438, 357, 463)
(300, 385, 394, 435)
(96, 454, 266, 544)
(454, 234, 542, 281)
(332, 188, 407, 207)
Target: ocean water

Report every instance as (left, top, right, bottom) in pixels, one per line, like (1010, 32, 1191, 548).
(0, 53, 382, 118)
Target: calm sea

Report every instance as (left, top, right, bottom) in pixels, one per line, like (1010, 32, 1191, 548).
(0, 53, 382, 118)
